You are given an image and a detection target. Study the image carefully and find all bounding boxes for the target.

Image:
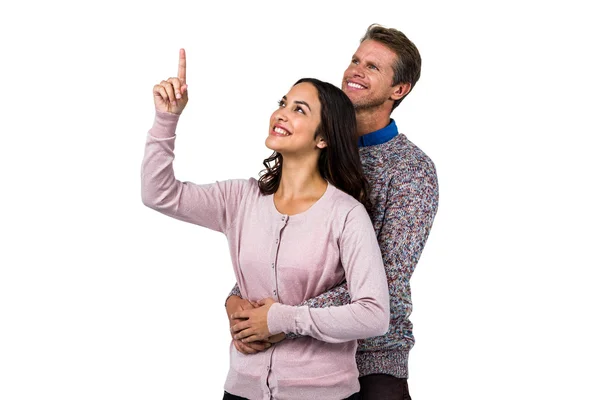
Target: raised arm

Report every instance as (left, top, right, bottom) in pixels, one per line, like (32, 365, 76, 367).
(141, 48, 246, 232)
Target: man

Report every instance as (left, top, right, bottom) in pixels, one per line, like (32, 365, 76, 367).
(226, 24, 439, 399)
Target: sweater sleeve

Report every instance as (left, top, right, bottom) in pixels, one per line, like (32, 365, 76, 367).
(267, 205, 390, 343)
(359, 162, 439, 350)
(225, 283, 243, 307)
(141, 111, 249, 233)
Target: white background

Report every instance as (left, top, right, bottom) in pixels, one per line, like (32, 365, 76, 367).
(1, 1, 599, 399)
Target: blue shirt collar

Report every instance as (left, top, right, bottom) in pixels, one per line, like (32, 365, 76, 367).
(357, 119, 398, 147)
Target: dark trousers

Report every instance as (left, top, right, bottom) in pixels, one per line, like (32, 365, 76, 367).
(223, 391, 360, 399)
(359, 374, 411, 400)
(223, 374, 410, 399)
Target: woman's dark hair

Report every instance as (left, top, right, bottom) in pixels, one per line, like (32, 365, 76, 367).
(258, 78, 371, 212)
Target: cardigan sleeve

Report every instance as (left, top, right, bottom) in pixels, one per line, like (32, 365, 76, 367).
(267, 205, 390, 343)
(141, 111, 250, 233)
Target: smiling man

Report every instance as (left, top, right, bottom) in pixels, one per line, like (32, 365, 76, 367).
(226, 24, 439, 400)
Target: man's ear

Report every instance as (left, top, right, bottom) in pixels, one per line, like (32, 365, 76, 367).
(391, 82, 411, 101)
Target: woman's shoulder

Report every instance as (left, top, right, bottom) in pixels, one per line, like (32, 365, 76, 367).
(209, 177, 262, 202)
(327, 184, 367, 214)
(325, 186, 374, 239)
(215, 177, 259, 190)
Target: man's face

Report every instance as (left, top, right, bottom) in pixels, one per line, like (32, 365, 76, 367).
(342, 40, 399, 111)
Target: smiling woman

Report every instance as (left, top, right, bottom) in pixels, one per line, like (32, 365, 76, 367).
(141, 50, 389, 399)
(260, 78, 372, 212)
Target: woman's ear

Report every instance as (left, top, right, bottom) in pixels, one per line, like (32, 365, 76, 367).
(316, 137, 328, 149)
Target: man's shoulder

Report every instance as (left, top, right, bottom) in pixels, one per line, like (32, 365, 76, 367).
(362, 134, 437, 180)
(396, 134, 437, 176)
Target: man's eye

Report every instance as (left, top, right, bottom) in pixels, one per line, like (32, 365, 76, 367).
(368, 64, 378, 70)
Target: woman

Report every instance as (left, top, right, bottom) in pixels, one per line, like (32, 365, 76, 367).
(141, 49, 389, 400)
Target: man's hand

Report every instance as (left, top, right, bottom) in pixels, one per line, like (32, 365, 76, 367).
(231, 298, 279, 343)
(226, 295, 273, 354)
(267, 333, 285, 344)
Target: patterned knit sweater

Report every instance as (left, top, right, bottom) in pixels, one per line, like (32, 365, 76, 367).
(229, 120, 439, 378)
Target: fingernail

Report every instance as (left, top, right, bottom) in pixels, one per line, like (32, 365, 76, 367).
(265, 343, 271, 348)
(176, 93, 181, 99)
(171, 101, 176, 106)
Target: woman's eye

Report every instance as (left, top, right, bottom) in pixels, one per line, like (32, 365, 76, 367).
(295, 106, 305, 114)
(277, 100, 285, 107)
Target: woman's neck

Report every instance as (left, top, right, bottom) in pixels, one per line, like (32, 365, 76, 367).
(276, 159, 327, 201)
(271, 155, 327, 216)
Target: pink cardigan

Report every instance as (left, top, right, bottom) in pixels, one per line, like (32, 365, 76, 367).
(141, 111, 389, 400)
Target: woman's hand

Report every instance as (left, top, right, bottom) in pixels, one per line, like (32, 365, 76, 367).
(226, 296, 273, 354)
(152, 48, 189, 115)
(231, 298, 279, 343)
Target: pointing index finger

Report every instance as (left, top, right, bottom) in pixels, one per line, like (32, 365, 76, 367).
(178, 48, 186, 83)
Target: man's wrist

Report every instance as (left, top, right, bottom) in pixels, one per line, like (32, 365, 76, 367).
(226, 294, 242, 308)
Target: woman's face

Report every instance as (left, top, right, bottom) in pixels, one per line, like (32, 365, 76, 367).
(265, 82, 325, 155)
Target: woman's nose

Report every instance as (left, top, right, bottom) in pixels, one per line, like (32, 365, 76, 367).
(274, 109, 288, 122)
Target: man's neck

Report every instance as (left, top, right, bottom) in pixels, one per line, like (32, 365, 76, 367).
(355, 107, 393, 136)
